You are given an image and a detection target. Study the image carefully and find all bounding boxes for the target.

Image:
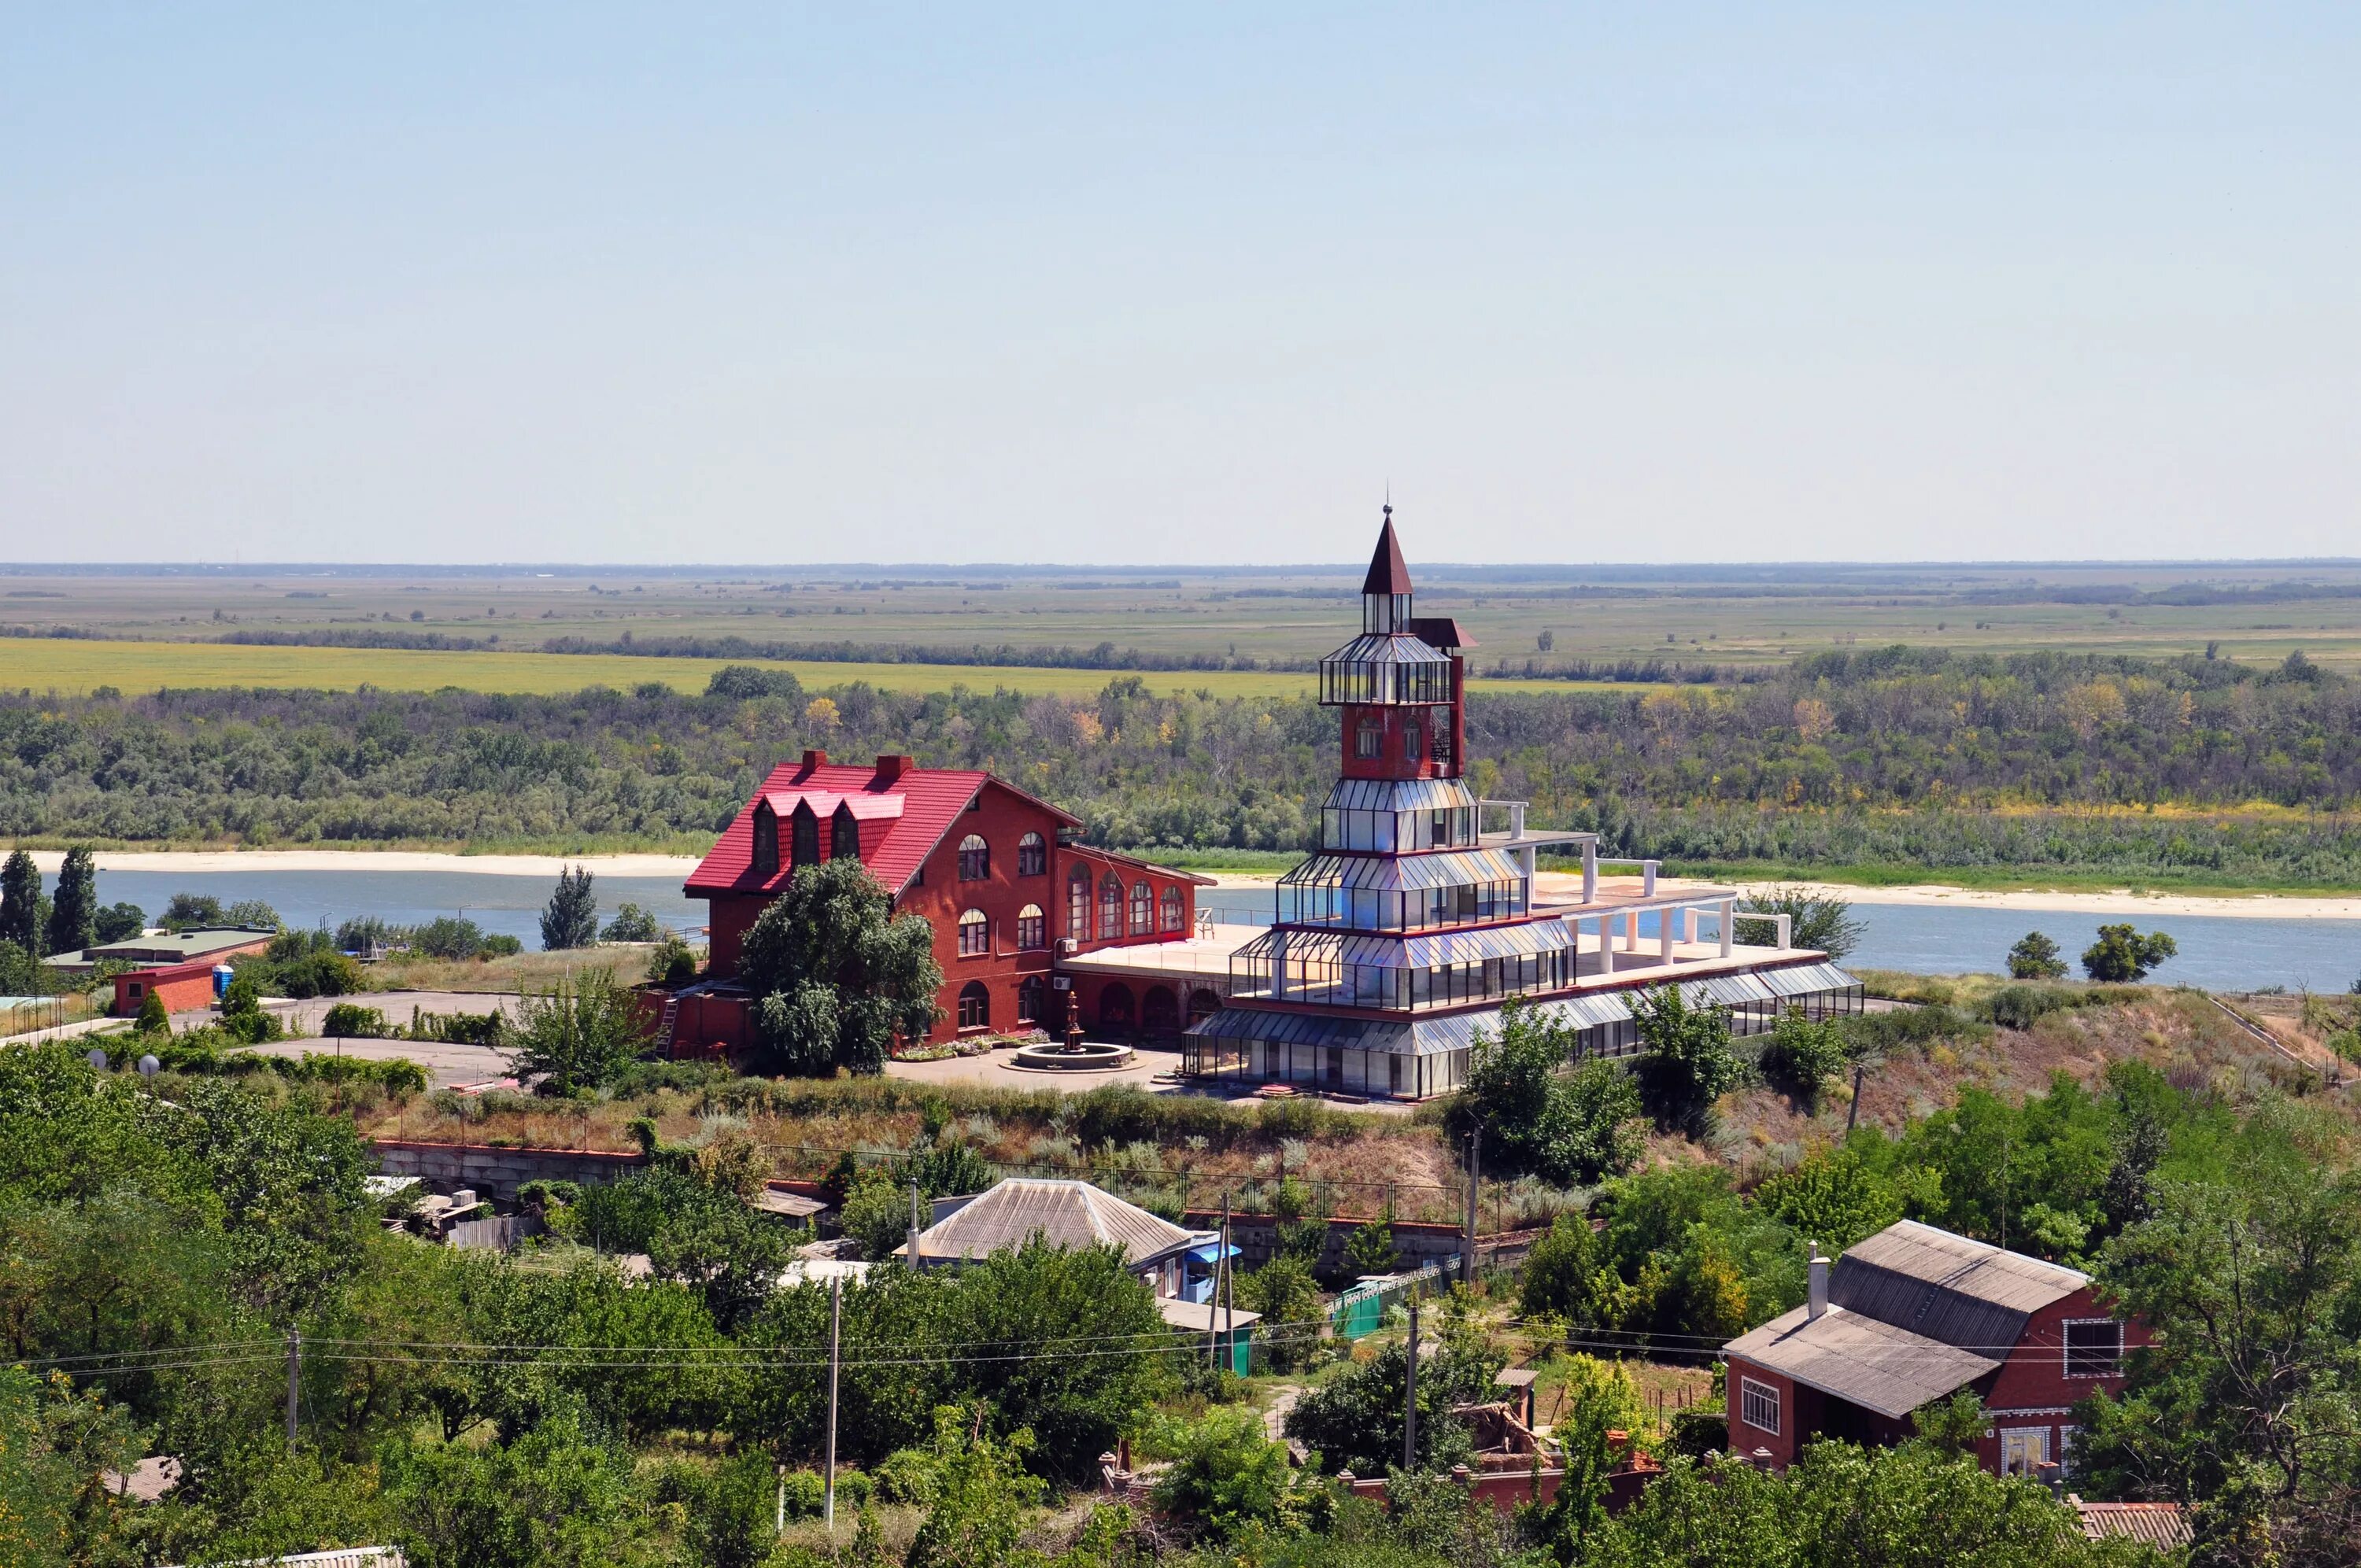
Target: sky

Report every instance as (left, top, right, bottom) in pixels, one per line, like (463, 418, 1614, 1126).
(2, 6, 2355, 566)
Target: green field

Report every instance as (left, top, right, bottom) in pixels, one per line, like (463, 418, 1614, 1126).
(0, 636, 1638, 700)
(10, 558, 2361, 678)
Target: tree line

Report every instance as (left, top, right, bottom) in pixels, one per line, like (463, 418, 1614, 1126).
(3, 644, 2360, 877)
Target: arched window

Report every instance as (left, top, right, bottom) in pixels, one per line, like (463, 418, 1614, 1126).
(957, 980, 990, 1031)
(1017, 832, 1047, 876)
(958, 908, 989, 957)
(1016, 903, 1045, 950)
(752, 801, 779, 878)
(1129, 880, 1153, 935)
(1159, 886, 1184, 933)
(1098, 873, 1124, 942)
(791, 803, 819, 868)
(1068, 867, 1091, 940)
(832, 804, 861, 861)
(958, 834, 989, 880)
(1017, 975, 1047, 1024)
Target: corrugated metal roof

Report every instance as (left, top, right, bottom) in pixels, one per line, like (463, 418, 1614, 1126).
(1281, 848, 1528, 892)
(1156, 1297, 1264, 1332)
(1761, 961, 1858, 996)
(1724, 1303, 2003, 1419)
(907, 1179, 1208, 1267)
(2072, 1501, 2191, 1548)
(1831, 1219, 2087, 1352)
(1322, 778, 1476, 813)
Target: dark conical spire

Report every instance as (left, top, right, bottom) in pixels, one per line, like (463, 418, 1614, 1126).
(1362, 504, 1414, 596)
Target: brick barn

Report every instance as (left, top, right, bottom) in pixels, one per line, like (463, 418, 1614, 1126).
(1722, 1219, 2148, 1481)
(672, 749, 1213, 1053)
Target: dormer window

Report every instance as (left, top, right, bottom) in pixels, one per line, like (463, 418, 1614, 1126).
(752, 802, 779, 878)
(832, 803, 861, 861)
(790, 803, 819, 869)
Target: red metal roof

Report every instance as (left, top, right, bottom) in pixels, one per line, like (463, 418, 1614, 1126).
(686, 754, 1080, 898)
(1362, 511, 1415, 596)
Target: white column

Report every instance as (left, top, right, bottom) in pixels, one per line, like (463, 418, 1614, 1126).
(1642, 861, 1657, 896)
(1720, 898, 1735, 957)
(1582, 841, 1597, 904)
(1598, 915, 1615, 975)
(1660, 911, 1676, 964)
(1623, 911, 1639, 952)
(1683, 907, 1698, 944)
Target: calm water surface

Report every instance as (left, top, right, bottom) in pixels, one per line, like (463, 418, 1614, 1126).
(1195, 887, 2361, 993)
(42, 869, 2360, 991)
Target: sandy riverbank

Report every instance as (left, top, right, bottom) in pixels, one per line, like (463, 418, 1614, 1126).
(1208, 869, 2361, 921)
(20, 849, 703, 877)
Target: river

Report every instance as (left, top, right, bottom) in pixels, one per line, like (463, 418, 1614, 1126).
(46, 869, 2361, 994)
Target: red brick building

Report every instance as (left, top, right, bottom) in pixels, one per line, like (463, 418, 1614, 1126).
(678, 749, 1210, 1051)
(1722, 1220, 2148, 1481)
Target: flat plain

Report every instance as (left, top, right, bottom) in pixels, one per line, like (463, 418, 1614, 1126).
(9, 557, 2361, 681)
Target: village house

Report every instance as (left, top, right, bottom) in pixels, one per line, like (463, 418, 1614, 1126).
(1721, 1219, 2148, 1481)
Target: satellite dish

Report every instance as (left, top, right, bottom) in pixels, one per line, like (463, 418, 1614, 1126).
(139, 1054, 161, 1079)
(87, 1048, 109, 1071)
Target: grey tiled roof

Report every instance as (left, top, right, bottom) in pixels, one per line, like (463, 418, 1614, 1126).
(907, 1179, 1208, 1267)
(1833, 1219, 2087, 1353)
(1724, 1304, 2003, 1419)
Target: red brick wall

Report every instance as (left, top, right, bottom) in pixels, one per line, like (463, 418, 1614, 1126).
(898, 781, 1062, 1043)
(1973, 1286, 2145, 1477)
(113, 961, 221, 1017)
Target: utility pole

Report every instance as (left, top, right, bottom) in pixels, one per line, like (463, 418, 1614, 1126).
(907, 1180, 922, 1267)
(1461, 1127, 1482, 1286)
(1403, 1299, 1420, 1470)
(285, 1329, 301, 1444)
(1220, 1203, 1235, 1377)
(823, 1273, 843, 1528)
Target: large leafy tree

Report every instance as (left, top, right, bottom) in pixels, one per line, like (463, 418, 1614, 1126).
(2082, 924, 2178, 982)
(1447, 1000, 1645, 1188)
(740, 857, 941, 1075)
(504, 968, 651, 1096)
(1630, 984, 1746, 1138)
(1284, 1326, 1506, 1476)
(2072, 1105, 2361, 1567)
(43, 847, 97, 957)
(1582, 1441, 2149, 1568)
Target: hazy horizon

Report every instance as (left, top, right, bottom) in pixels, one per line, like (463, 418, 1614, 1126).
(5, 9, 2354, 567)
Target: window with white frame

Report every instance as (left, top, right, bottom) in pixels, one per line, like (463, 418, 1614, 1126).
(1016, 904, 1045, 950)
(1016, 832, 1047, 876)
(2064, 1319, 2123, 1378)
(1739, 1377, 1780, 1435)
(957, 908, 989, 956)
(1998, 1427, 2048, 1477)
(958, 834, 990, 880)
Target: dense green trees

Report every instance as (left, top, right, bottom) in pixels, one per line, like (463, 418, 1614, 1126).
(44, 845, 96, 954)
(2074, 1101, 2361, 1566)
(741, 858, 943, 1075)
(1449, 1002, 1645, 1188)
(2008, 931, 2070, 979)
(0, 847, 44, 953)
(1629, 986, 1746, 1137)
(11, 644, 2361, 880)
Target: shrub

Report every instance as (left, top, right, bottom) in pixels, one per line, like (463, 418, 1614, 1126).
(2006, 931, 2069, 980)
(1982, 984, 2078, 1031)
(1755, 1009, 1851, 1108)
(322, 1002, 390, 1039)
(601, 902, 663, 943)
(482, 933, 523, 957)
(133, 989, 168, 1033)
(2082, 924, 2177, 983)
(647, 935, 699, 986)
(407, 916, 489, 959)
(1734, 886, 1864, 961)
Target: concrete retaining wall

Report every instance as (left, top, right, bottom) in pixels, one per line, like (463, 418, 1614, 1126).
(371, 1139, 645, 1200)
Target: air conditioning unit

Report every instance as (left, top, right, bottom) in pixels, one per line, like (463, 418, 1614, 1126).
(1055, 938, 1077, 956)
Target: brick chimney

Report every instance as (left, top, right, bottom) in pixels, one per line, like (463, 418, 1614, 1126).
(1808, 1241, 1831, 1320)
(800, 748, 828, 769)
(874, 754, 912, 782)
